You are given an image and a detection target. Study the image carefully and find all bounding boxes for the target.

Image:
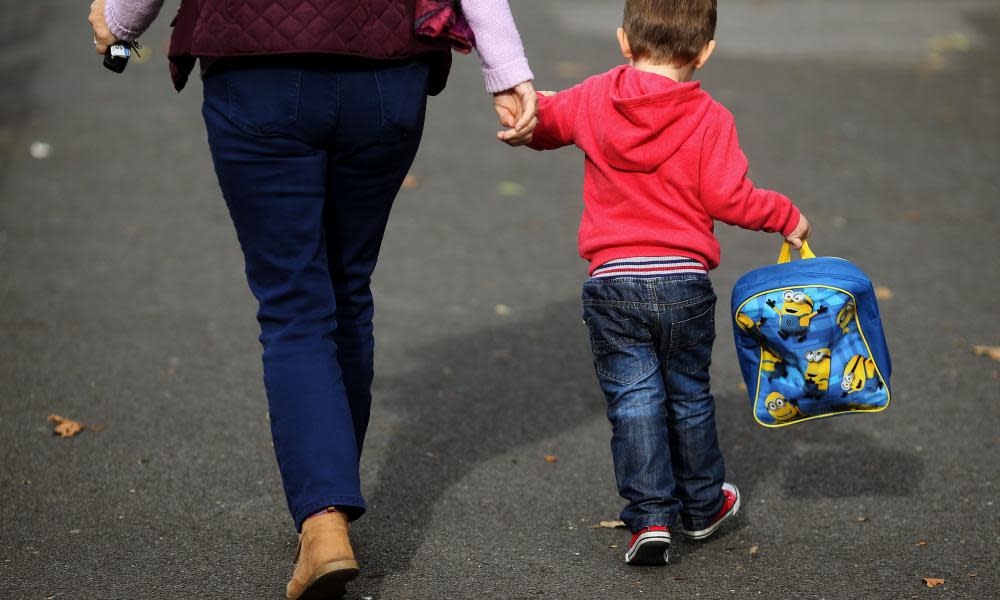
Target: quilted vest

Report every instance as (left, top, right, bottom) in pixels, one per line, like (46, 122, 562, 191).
(168, 0, 452, 92)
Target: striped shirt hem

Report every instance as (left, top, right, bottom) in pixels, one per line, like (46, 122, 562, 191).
(590, 256, 708, 278)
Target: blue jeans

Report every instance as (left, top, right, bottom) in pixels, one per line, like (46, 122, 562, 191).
(201, 56, 431, 530)
(582, 274, 727, 532)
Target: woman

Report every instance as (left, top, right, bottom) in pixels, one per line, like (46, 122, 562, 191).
(89, 1, 537, 597)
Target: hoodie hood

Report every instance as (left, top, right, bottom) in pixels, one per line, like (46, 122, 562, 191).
(601, 66, 713, 173)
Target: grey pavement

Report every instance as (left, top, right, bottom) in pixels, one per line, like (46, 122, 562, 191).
(1, 1, 999, 599)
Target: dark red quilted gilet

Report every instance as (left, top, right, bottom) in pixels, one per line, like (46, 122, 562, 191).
(168, 0, 451, 91)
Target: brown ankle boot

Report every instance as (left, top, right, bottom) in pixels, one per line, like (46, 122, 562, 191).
(285, 508, 360, 600)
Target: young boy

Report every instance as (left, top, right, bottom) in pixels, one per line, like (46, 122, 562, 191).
(519, 0, 810, 565)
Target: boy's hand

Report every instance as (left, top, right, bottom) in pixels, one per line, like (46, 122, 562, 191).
(784, 213, 811, 249)
(494, 81, 538, 146)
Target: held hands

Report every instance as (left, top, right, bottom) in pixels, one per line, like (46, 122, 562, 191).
(784, 213, 811, 249)
(89, 0, 118, 54)
(494, 81, 538, 146)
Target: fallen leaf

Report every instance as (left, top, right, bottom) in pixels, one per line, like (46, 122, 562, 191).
(47, 414, 84, 438)
(922, 577, 945, 588)
(590, 520, 626, 529)
(497, 181, 525, 197)
(737, 382, 747, 391)
(856, 516, 869, 523)
(494, 304, 512, 316)
(967, 572, 977, 577)
(672, 576, 687, 581)
(972, 345, 1000, 362)
(916, 540, 929, 546)
(543, 454, 558, 463)
(927, 32, 970, 53)
(749, 545, 760, 558)
(401, 174, 420, 190)
(875, 286, 894, 300)
(555, 61, 588, 79)
(134, 45, 153, 64)
(608, 544, 619, 549)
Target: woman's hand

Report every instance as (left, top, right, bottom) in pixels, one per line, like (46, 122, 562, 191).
(494, 81, 538, 146)
(89, 0, 118, 55)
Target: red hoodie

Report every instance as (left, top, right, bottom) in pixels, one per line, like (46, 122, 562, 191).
(528, 65, 800, 272)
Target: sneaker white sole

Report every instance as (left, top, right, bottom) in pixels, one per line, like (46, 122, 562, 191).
(681, 483, 741, 540)
(625, 531, 671, 566)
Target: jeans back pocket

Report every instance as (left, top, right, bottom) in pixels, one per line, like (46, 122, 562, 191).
(668, 300, 717, 376)
(373, 60, 431, 141)
(223, 65, 302, 136)
(586, 315, 659, 386)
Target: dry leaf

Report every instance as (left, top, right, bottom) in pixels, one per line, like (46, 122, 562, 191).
(47, 414, 84, 438)
(401, 174, 420, 190)
(927, 32, 970, 53)
(494, 304, 512, 316)
(749, 545, 760, 558)
(497, 181, 525, 197)
(875, 286, 894, 300)
(916, 540, 929, 546)
(134, 45, 153, 64)
(555, 61, 588, 79)
(590, 520, 626, 529)
(972, 345, 1000, 362)
(922, 577, 945, 588)
(856, 516, 869, 523)
(608, 544, 619, 549)
(737, 382, 747, 391)
(543, 455, 558, 463)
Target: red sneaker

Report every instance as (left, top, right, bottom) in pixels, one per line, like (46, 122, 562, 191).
(625, 526, 671, 565)
(678, 482, 741, 540)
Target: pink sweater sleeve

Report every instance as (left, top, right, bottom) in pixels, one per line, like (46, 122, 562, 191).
(104, 0, 165, 42)
(461, 0, 534, 93)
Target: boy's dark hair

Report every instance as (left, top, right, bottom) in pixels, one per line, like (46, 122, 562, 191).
(623, 0, 717, 65)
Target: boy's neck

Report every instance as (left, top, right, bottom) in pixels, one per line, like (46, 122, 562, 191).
(631, 58, 695, 83)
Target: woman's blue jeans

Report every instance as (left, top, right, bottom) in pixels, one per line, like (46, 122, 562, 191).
(201, 56, 430, 530)
(582, 274, 727, 533)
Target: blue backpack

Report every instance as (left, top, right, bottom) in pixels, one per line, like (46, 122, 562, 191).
(731, 242, 891, 427)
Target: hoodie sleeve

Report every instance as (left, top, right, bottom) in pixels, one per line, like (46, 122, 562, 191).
(699, 107, 800, 236)
(526, 83, 585, 151)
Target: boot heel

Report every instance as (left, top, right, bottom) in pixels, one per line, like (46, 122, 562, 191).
(293, 561, 360, 600)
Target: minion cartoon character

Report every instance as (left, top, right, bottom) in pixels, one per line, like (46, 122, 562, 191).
(761, 347, 788, 380)
(841, 354, 883, 396)
(764, 391, 803, 422)
(766, 290, 828, 342)
(736, 311, 769, 347)
(836, 300, 856, 335)
(803, 348, 832, 397)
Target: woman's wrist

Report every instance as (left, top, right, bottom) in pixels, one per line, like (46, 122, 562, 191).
(483, 56, 534, 94)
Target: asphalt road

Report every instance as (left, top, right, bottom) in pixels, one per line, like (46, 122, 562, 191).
(1, 1, 998, 599)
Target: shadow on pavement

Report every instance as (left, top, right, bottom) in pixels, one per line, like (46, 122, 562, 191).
(345, 298, 923, 596)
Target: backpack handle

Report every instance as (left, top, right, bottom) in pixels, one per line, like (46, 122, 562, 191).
(777, 240, 816, 264)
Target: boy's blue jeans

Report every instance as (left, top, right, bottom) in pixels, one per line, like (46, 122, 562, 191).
(201, 56, 431, 530)
(582, 274, 727, 533)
